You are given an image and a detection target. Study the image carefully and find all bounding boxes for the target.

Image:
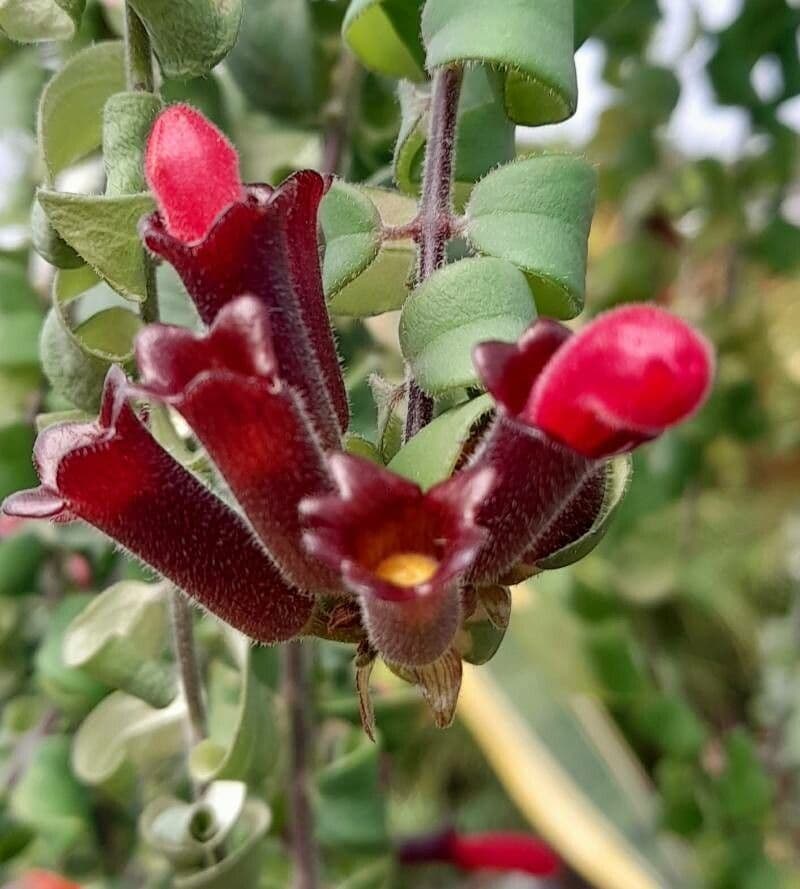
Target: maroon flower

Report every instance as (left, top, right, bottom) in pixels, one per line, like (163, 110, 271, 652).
(3, 367, 313, 643)
(134, 295, 337, 593)
(468, 305, 714, 580)
(142, 105, 348, 449)
(302, 454, 494, 666)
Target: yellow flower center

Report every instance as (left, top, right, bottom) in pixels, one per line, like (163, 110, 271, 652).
(374, 552, 439, 587)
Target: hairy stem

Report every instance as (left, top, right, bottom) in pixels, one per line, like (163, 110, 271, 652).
(170, 592, 207, 747)
(405, 65, 464, 441)
(123, 3, 155, 93)
(283, 642, 320, 889)
(321, 51, 363, 178)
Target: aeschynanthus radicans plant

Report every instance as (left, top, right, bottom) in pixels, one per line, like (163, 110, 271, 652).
(3, 105, 714, 725)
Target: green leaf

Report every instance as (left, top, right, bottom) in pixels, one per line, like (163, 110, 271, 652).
(103, 91, 163, 197)
(465, 154, 597, 319)
(321, 181, 382, 298)
(315, 733, 389, 851)
(422, 0, 577, 126)
(0, 260, 40, 314)
(0, 533, 45, 597)
(35, 595, 110, 717)
(130, 0, 244, 79)
(0, 313, 42, 370)
(336, 858, 393, 889)
(173, 799, 271, 889)
(189, 636, 279, 785)
(0, 422, 38, 500)
(11, 736, 93, 862)
(63, 581, 175, 708)
(38, 189, 155, 300)
(323, 185, 417, 317)
(0, 0, 85, 43)
(459, 622, 697, 889)
(537, 456, 633, 570)
(342, 0, 425, 81)
(72, 690, 189, 793)
(38, 41, 126, 180)
(399, 257, 536, 396)
(394, 67, 516, 208)
(574, 0, 632, 46)
(389, 393, 493, 489)
(31, 198, 85, 269)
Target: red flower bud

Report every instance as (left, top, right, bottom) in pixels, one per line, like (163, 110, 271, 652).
(3, 367, 313, 643)
(145, 104, 244, 245)
(302, 455, 494, 666)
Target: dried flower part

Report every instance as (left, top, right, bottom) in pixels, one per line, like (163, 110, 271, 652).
(523, 305, 714, 458)
(135, 296, 338, 593)
(145, 104, 244, 245)
(302, 454, 493, 666)
(3, 368, 313, 643)
(142, 161, 348, 446)
(389, 647, 463, 728)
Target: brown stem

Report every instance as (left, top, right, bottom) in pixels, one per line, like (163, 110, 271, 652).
(321, 51, 363, 178)
(170, 592, 207, 747)
(283, 642, 320, 889)
(404, 65, 464, 441)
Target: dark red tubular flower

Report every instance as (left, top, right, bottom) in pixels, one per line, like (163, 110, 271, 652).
(398, 828, 561, 878)
(135, 295, 338, 593)
(469, 305, 714, 581)
(302, 454, 494, 666)
(142, 105, 348, 450)
(2, 367, 313, 643)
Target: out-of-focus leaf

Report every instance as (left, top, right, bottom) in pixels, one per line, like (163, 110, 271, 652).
(129, 0, 244, 80)
(0, 313, 41, 370)
(399, 257, 536, 395)
(335, 857, 393, 889)
(465, 154, 597, 319)
(189, 636, 279, 786)
(37, 41, 125, 180)
(0, 533, 45, 597)
(72, 691, 188, 795)
(316, 732, 389, 851)
(422, 0, 577, 126)
(459, 624, 697, 889)
(0, 0, 85, 43)
(38, 189, 154, 300)
(389, 394, 493, 490)
(574, 0, 631, 46)
(342, 0, 425, 81)
(35, 595, 109, 717)
(0, 422, 37, 499)
(63, 581, 174, 708)
(11, 735, 93, 862)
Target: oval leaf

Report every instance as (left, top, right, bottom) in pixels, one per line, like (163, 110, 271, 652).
(421, 0, 577, 126)
(0, 0, 85, 43)
(343, 0, 425, 81)
(321, 181, 382, 299)
(465, 154, 597, 319)
(399, 257, 537, 396)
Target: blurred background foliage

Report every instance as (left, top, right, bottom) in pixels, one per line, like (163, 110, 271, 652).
(1, 1, 800, 887)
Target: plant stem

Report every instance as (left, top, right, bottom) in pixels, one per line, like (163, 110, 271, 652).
(123, 3, 155, 93)
(404, 64, 464, 441)
(170, 592, 208, 747)
(283, 642, 320, 889)
(321, 51, 362, 178)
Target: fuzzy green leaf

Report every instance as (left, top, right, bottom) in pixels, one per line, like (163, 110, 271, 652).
(399, 257, 536, 396)
(465, 154, 597, 319)
(38, 41, 125, 180)
(129, 0, 244, 79)
(38, 189, 154, 300)
(343, 0, 425, 81)
(0, 0, 85, 43)
(422, 0, 577, 126)
(103, 91, 163, 196)
(63, 581, 174, 708)
(389, 394, 493, 490)
(323, 184, 417, 317)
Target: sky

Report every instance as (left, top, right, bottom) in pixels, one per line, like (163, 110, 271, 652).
(526, 0, 800, 162)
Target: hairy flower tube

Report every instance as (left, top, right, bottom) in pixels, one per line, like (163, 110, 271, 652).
(142, 104, 348, 449)
(302, 454, 494, 666)
(469, 305, 714, 581)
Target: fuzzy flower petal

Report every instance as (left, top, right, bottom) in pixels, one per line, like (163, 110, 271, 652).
(3, 367, 312, 643)
(135, 296, 338, 593)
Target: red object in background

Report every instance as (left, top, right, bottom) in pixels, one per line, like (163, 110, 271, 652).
(398, 828, 561, 878)
(65, 554, 92, 588)
(4, 871, 81, 889)
(0, 514, 24, 538)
